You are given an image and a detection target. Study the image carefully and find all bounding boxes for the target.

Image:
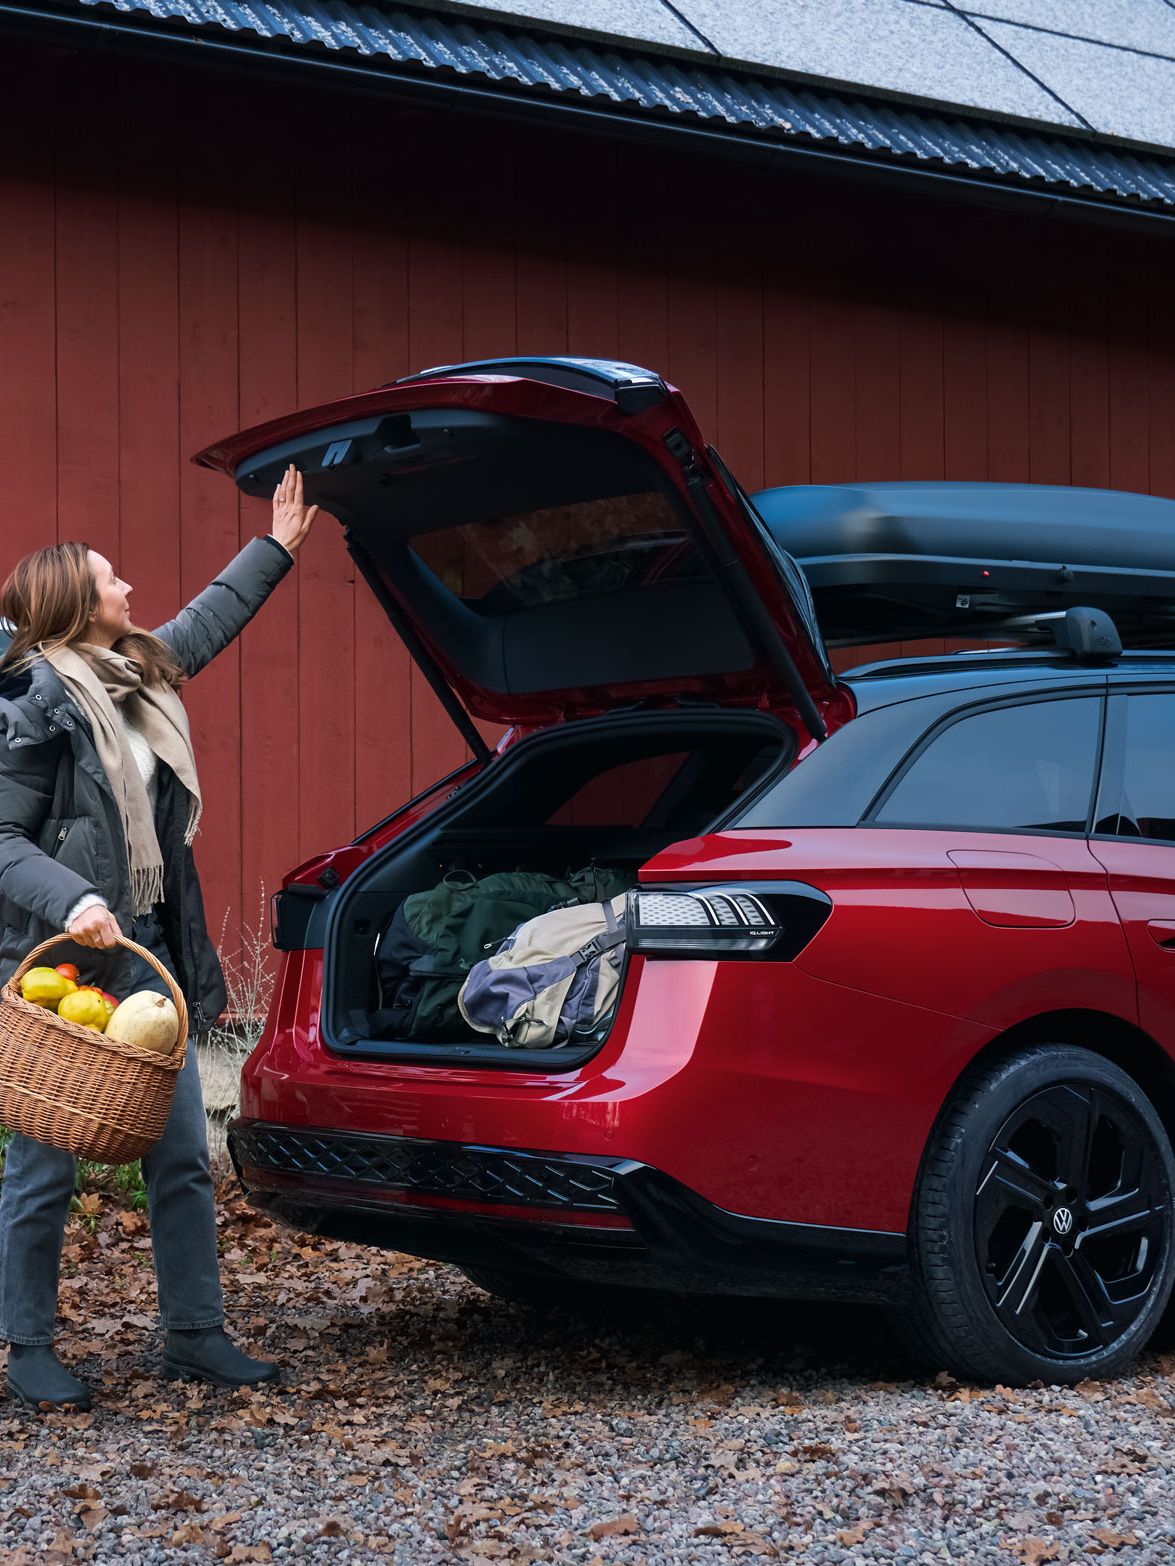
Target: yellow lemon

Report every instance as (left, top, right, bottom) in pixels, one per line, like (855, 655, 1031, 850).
(57, 989, 109, 1031)
(20, 967, 71, 1007)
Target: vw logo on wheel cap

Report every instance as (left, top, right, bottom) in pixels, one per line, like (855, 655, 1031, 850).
(1052, 1207, 1074, 1236)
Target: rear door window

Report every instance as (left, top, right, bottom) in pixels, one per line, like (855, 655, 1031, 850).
(1105, 693, 1175, 843)
(871, 696, 1102, 834)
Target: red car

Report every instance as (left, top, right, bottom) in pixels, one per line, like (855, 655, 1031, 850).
(197, 359, 1175, 1386)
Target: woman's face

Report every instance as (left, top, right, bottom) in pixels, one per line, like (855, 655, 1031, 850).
(86, 550, 134, 645)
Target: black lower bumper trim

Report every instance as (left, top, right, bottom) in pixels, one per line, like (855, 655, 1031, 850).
(229, 1120, 909, 1304)
(229, 1121, 627, 1213)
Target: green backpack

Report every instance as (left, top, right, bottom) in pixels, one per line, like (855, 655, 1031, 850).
(374, 867, 628, 1040)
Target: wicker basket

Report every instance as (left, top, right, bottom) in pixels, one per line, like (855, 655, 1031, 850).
(0, 933, 188, 1164)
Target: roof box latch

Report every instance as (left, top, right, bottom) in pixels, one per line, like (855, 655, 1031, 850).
(1050, 606, 1122, 662)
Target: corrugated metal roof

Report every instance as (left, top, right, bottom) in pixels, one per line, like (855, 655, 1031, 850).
(42, 0, 1175, 210)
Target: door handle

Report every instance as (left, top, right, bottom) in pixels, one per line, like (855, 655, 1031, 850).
(1147, 920, 1175, 950)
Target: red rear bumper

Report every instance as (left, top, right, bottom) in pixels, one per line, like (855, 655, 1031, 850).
(241, 947, 988, 1234)
(227, 1120, 909, 1304)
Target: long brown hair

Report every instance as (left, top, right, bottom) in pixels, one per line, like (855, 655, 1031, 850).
(0, 541, 185, 688)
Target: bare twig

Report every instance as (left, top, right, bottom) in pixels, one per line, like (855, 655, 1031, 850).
(202, 886, 276, 1168)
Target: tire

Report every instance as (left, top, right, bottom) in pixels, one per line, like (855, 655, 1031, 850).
(904, 1045, 1175, 1386)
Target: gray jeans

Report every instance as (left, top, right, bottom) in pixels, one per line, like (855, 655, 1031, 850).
(0, 908, 224, 1345)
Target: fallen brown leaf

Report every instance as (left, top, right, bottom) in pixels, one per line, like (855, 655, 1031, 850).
(1006, 1538, 1060, 1565)
(587, 1513, 641, 1540)
(170, 1523, 210, 1546)
(1091, 1527, 1142, 1549)
(872, 1473, 917, 1504)
(166, 1489, 205, 1513)
(836, 1521, 878, 1545)
(796, 1442, 836, 1461)
(1004, 1511, 1039, 1532)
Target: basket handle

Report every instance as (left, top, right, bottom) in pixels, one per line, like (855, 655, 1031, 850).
(12, 931, 189, 1053)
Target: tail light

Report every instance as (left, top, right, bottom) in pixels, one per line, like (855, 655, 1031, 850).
(626, 882, 831, 960)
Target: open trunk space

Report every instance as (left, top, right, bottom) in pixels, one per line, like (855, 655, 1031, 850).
(320, 710, 793, 1069)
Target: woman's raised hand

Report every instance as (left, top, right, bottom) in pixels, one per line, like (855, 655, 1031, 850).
(67, 905, 122, 950)
(271, 464, 320, 555)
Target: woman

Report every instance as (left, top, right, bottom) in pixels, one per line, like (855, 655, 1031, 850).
(0, 467, 319, 1410)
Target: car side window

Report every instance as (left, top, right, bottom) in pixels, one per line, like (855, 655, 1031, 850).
(1114, 693, 1175, 843)
(872, 696, 1102, 834)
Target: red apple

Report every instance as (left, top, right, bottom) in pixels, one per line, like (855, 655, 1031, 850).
(55, 963, 80, 982)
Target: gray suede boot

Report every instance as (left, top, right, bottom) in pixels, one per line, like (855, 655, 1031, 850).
(6, 1345, 93, 1410)
(162, 1327, 278, 1388)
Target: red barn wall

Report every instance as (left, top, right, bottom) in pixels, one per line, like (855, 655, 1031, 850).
(1, 41, 1173, 958)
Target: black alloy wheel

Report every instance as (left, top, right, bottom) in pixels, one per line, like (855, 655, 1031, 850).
(975, 1084, 1166, 1360)
(905, 1046, 1175, 1385)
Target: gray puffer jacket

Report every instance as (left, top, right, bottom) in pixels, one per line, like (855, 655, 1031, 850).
(0, 536, 293, 1029)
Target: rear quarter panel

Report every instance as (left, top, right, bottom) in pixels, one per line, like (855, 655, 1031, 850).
(630, 826, 1139, 1227)
(644, 828, 1137, 1028)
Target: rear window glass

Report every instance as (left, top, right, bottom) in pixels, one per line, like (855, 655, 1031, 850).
(409, 491, 706, 615)
(872, 697, 1101, 834)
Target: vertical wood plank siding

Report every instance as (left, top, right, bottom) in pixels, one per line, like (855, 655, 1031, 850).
(1, 44, 1172, 949)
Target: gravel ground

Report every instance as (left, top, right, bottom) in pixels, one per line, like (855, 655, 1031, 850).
(2, 1192, 1175, 1565)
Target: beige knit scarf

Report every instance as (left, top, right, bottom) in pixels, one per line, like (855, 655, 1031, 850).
(42, 643, 202, 915)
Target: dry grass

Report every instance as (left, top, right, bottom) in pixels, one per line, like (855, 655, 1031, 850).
(201, 887, 277, 1168)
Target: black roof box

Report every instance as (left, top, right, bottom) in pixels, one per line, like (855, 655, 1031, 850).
(751, 481, 1175, 646)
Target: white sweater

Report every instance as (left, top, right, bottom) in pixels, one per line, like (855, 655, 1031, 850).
(119, 710, 159, 807)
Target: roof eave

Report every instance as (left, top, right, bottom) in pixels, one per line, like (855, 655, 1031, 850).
(2, 0, 1173, 225)
(395, 0, 1175, 163)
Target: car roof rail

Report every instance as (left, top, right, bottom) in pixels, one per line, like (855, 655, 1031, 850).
(1045, 606, 1123, 662)
(844, 606, 1130, 680)
(985, 605, 1124, 661)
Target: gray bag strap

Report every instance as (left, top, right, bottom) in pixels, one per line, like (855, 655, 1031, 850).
(574, 900, 625, 965)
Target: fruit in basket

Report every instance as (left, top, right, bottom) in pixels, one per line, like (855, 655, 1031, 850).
(57, 990, 109, 1031)
(20, 967, 74, 1007)
(54, 962, 80, 982)
(78, 986, 119, 1019)
(105, 991, 180, 1054)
